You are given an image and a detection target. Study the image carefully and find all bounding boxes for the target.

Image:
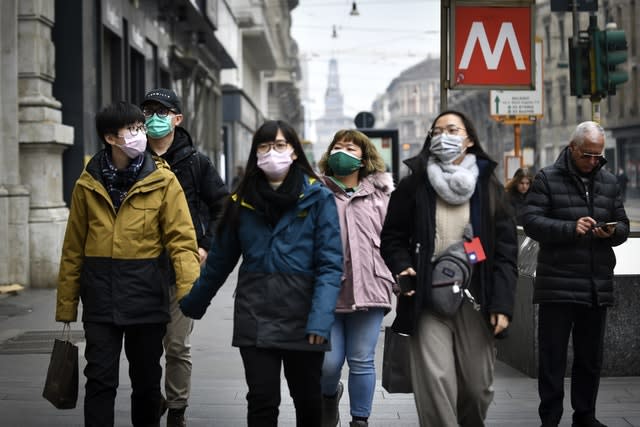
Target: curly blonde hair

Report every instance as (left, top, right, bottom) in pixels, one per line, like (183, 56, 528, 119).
(318, 129, 387, 178)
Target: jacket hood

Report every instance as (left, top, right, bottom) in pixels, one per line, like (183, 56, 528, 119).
(234, 174, 325, 211)
(163, 126, 196, 165)
(366, 172, 395, 194)
(85, 150, 159, 184)
(321, 172, 395, 196)
(555, 146, 606, 177)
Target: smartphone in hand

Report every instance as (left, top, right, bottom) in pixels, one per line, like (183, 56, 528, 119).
(594, 221, 617, 229)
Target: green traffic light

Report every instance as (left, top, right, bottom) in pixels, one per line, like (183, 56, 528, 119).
(593, 27, 629, 96)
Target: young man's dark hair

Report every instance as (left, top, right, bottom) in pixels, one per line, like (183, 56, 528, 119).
(95, 101, 146, 144)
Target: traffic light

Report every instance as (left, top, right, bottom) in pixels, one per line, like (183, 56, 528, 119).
(569, 36, 591, 97)
(593, 26, 629, 96)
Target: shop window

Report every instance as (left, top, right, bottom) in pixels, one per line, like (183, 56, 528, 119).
(102, 28, 123, 104)
(130, 49, 145, 106)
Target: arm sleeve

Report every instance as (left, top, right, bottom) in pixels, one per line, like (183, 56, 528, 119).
(56, 184, 88, 322)
(180, 220, 242, 319)
(522, 171, 579, 244)
(198, 154, 229, 251)
(487, 180, 518, 319)
(160, 176, 201, 301)
(380, 176, 415, 276)
(305, 193, 344, 339)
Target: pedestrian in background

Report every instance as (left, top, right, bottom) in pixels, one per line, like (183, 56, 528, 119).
(380, 110, 518, 427)
(505, 167, 533, 225)
(521, 121, 629, 427)
(179, 120, 343, 427)
(55, 101, 201, 427)
(142, 88, 228, 427)
(616, 168, 629, 203)
(317, 129, 395, 427)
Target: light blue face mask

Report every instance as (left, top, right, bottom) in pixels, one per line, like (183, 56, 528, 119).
(145, 114, 173, 138)
(429, 133, 466, 164)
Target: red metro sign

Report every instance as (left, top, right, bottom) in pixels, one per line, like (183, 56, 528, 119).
(451, 2, 534, 89)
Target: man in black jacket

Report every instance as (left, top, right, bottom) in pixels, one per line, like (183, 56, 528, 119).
(142, 88, 228, 427)
(522, 121, 629, 427)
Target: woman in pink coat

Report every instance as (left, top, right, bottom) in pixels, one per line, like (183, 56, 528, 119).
(318, 129, 395, 427)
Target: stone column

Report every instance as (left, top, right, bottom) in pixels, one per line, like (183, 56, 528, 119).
(0, 0, 31, 287)
(18, 0, 73, 288)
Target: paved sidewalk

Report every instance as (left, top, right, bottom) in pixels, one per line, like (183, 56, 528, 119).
(1, 270, 639, 426)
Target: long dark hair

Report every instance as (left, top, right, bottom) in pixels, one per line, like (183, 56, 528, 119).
(421, 109, 491, 160)
(216, 120, 318, 234)
(505, 168, 533, 194)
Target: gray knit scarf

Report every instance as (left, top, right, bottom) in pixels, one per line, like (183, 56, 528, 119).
(427, 154, 479, 205)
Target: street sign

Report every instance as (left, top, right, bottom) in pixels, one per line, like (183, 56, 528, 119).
(450, 0, 535, 89)
(354, 111, 375, 129)
(490, 39, 543, 124)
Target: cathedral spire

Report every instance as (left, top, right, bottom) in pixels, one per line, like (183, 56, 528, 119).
(324, 58, 345, 117)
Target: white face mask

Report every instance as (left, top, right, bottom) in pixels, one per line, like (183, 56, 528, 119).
(429, 133, 466, 164)
(257, 148, 294, 181)
(117, 133, 147, 159)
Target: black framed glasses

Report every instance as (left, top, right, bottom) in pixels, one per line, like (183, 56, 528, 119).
(118, 124, 147, 138)
(428, 124, 466, 137)
(256, 140, 290, 154)
(142, 106, 176, 118)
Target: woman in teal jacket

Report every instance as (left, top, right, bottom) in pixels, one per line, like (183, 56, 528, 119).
(180, 120, 343, 427)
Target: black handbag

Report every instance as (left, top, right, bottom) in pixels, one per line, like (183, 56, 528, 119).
(42, 325, 79, 409)
(381, 326, 413, 393)
(428, 224, 474, 318)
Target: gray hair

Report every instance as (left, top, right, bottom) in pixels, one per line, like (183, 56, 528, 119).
(570, 121, 605, 147)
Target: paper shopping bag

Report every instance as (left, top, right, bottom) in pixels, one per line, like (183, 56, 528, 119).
(42, 338, 79, 409)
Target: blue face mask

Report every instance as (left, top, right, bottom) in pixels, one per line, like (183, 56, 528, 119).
(145, 114, 173, 138)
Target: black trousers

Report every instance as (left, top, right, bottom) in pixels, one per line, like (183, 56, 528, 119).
(537, 303, 607, 426)
(83, 322, 166, 427)
(239, 346, 325, 427)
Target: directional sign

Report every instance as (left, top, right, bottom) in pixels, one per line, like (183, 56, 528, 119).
(450, 0, 535, 89)
(490, 39, 543, 124)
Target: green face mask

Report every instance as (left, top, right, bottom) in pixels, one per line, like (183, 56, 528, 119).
(328, 150, 362, 176)
(145, 114, 173, 138)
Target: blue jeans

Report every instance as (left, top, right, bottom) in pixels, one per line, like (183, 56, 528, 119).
(321, 308, 385, 418)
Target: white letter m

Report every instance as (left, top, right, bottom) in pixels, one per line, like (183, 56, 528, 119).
(458, 22, 525, 70)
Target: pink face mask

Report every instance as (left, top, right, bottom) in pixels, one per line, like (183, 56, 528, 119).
(117, 133, 147, 159)
(257, 148, 294, 181)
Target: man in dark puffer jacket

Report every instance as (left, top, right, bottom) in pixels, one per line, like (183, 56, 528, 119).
(522, 121, 629, 427)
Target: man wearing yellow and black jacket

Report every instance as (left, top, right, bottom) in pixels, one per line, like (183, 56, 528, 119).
(56, 101, 201, 427)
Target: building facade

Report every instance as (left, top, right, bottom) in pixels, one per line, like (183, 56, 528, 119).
(536, 0, 640, 196)
(220, 0, 303, 181)
(0, 0, 303, 288)
(372, 57, 441, 177)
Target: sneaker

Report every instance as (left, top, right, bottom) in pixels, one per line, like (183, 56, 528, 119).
(350, 421, 368, 426)
(321, 381, 344, 427)
(167, 407, 187, 427)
